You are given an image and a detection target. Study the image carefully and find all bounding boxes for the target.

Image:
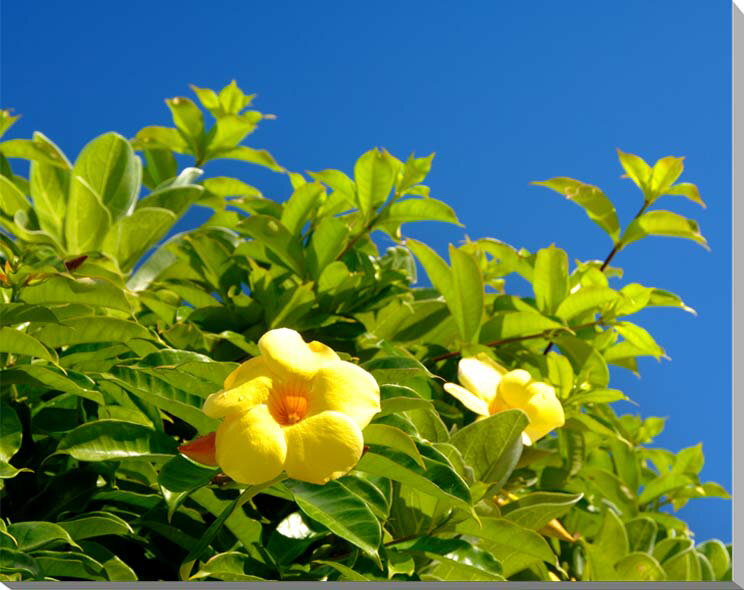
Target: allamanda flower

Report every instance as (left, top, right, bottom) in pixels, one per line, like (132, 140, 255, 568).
(443, 352, 565, 444)
(179, 328, 381, 485)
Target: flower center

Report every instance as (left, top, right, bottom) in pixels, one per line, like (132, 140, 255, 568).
(269, 381, 309, 426)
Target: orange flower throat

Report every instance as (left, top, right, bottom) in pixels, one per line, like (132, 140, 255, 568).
(269, 381, 309, 426)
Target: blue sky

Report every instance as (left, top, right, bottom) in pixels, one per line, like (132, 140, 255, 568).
(2, 1, 732, 543)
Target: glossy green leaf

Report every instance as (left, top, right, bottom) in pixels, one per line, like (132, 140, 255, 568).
(696, 540, 730, 580)
(663, 549, 702, 581)
(0, 548, 41, 579)
(362, 423, 425, 468)
(555, 286, 620, 320)
(213, 145, 283, 172)
(380, 197, 460, 226)
(617, 149, 652, 194)
(307, 216, 349, 278)
(70, 132, 140, 222)
(625, 517, 657, 554)
(33, 550, 106, 581)
(190, 552, 266, 581)
(158, 455, 218, 492)
(479, 311, 562, 342)
(356, 444, 471, 511)
(621, 210, 708, 249)
(449, 244, 484, 343)
(58, 512, 134, 540)
(56, 420, 177, 461)
(281, 182, 324, 235)
(533, 245, 569, 315)
(452, 517, 555, 577)
(638, 473, 692, 505)
(102, 206, 177, 271)
(0, 327, 56, 362)
(532, 177, 619, 241)
(354, 148, 396, 216)
(664, 182, 706, 207)
(286, 479, 381, 558)
(21, 275, 131, 312)
(7, 522, 79, 552)
(238, 214, 304, 275)
(313, 559, 370, 581)
(614, 552, 666, 581)
(500, 491, 583, 530)
(450, 409, 527, 485)
(0, 401, 22, 463)
(64, 175, 112, 253)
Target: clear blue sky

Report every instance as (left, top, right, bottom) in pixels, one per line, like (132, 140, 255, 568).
(1, 1, 731, 543)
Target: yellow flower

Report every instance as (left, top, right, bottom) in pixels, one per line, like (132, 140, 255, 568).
(443, 352, 565, 444)
(190, 328, 380, 486)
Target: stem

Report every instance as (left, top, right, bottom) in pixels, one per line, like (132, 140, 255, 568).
(430, 319, 605, 363)
(543, 199, 651, 355)
(336, 192, 401, 261)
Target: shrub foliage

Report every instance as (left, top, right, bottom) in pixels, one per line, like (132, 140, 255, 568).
(0, 82, 731, 581)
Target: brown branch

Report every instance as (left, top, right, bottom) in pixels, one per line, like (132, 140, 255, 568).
(430, 320, 604, 363)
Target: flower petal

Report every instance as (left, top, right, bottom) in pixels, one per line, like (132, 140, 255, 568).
(497, 369, 533, 407)
(215, 405, 287, 485)
(443, 383, 490, 416)
(307, 361, 380, 429)
(203, 358, 273, 419)
(283, 411, 364, 485)
(458, 354, 506, 402)
(522, 382, 565, 442)
(258, 328, 329, 377)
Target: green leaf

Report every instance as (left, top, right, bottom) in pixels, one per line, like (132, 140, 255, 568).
(36, 317, 154, 349)
(614, 553, 666, 581)
(0, 174, 31, 220)
(0, 548, 41, 578)
(0, 303, 60, 326)
(133, 125, 189, 153)
(593, 509, 629, 566)
(533, 245, 569, 315)
(306, 216, 349, 278)
(2, 365, 102, 404)
(396, 536, 503, 581)
(625, 517, 657, 554)
(107, 366, 218, 435)
(140, 148, 177, 190)
(450, 409, 527, 485)
(286, 479, 382, 558)
(190, 552, 266, 581)
(479, 311, 563, 342)
(78, 541, 137, 581)
(613, 321, 666, 359)
(663, 549, 702, 581)
(136, 184, 203, 218)
(354, 148, 396, 216)
(500, 491, 583, 531)
(313, 559, 370, 581)
(280, 182, 324, 235)
(621, 210, 708, 249)
(0, 401, 22, 463)
(638, 473, 692, 505)
(531, 177, 620, 241)
(671, 443, 704, 476)
(158, 455, 218, 492)
(452, 517, 555, 577)
(56, 420, 177, 461)
(362, 424, 425, 468)
(64, 175, 112, 253)
(664, 182, 705, 207)
(33, 550, 106, 581)
(7, 522, 80, 552)
(166, 97, 204, 152)
(189, 488, 263, 551)
(238, 214, 304, 275)
(554, 333, 609, 388)
(102, 206, 177, 271)
(70, 132, 140, 222)
(356, 445, 471, 512)
(21, 275, 131, 312)
(448, 244, 484, 343)
(0, 327, 56, 362)
(29, 137, 70, 238)
(696, 540, 730, 580)
(555, 286, 621, 321)
(617, 149, 652, 194)
(380, 197, 460, 226)
(58, 512, 134, 541)
(213, 146, 283, 172)
(648, 156, 685, 199)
